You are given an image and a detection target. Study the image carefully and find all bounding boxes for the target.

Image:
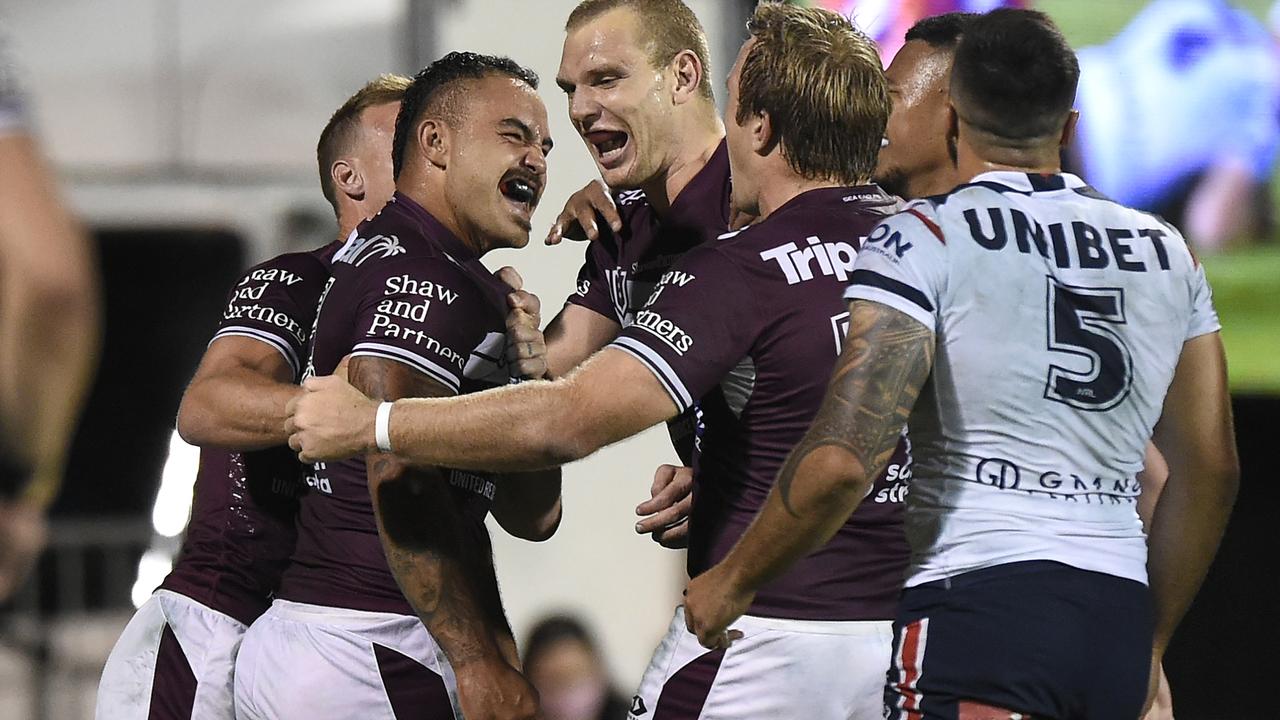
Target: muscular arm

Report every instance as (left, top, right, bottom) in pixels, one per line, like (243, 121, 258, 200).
(542, 304, 621, 380)
(1146, 333, 1239, 655)
(176, 336, 297, 449)
(490, 470, 562, 542)
(350, 355, 515, 667)
(0, 134, 100, 507)
(688, 301, 933, 630)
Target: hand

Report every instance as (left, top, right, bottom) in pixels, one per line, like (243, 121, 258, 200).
(1142, 656, 1175, 720)
(455, 657, 542, 720)
(286, 375, 379, 462)
(0, 499, 48, 601)
(635, 464, 693, 548)
(684, 564, 751, 650)
(545, 178, 621, 245)
(498, 267, 548, 380)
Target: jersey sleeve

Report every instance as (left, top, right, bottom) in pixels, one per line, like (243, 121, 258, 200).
(345, 255, 486, 396)
(843, 205, 949, 333)
(1186, 263, 1221, 341)
(213, 252, 331, 380)
(609, 247, 757, 412)
(564, 231, 623, 324)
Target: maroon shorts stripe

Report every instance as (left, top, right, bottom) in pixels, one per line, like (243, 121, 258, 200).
(373, 643, 455, 719)
(653, 648, 726, 719)
(147, 623, 196, 720)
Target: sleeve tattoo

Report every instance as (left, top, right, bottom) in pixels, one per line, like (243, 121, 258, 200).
(778, 300, 935, 514)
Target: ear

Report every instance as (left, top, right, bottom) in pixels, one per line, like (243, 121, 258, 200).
(946, 103, 960, 165)
(1059, 109, 1080, 150)
(750, 109, 776, 158)
(330, 159, 364, 202)
(417, 118, 450, 170)
(669, 49, 704, 105)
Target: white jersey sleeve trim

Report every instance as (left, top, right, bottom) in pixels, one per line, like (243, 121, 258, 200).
(609, 336, 694, 412)
(845, 286, 937, 333)
(349, 342, 461, 394)
(211, 327, 300, 378)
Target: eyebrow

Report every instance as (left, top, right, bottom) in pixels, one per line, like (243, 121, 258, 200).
(500, 118, 554, 154)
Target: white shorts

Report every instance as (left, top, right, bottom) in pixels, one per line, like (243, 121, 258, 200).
(631, 606, 893, 720)
(95, 590, 247, 720)
(233, 599, 460, 720)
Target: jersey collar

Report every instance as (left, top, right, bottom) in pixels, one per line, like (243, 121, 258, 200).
(389, 191, 479, 263)
(967, 171, 1089, 193)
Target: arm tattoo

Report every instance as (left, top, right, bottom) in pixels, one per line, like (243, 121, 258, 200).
(778, 301, 934, 514)
(351, 356, 511, 665)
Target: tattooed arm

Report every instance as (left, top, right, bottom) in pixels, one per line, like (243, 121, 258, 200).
(351, 356, 539, 720)
(683, 300, 935, 648)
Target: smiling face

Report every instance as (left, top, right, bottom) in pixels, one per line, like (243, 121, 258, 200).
(875, 39, 957, 199)
(557, 7, 678, 190)
(443, 74, 553, 250)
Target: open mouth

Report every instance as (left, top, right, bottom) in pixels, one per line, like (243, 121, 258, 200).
(499, 173, 540, 224)
(585, 130, 629, 166)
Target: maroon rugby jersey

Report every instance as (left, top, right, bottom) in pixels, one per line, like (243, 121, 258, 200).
(567, 140, 731, 460)
(277, 193, 516, 614)
(159, 247, 334, 625)
(612, 187, 912, 621)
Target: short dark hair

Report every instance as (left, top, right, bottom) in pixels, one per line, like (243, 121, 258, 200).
(391, 51, 540, 180)
(904, 12, 978, 48)
(567, 0, 713, 99)
(317, 74, 411, 214)
(522, 614, 602, 671)
(950, 9, 1079, 142)
(737, 2, 888, 185)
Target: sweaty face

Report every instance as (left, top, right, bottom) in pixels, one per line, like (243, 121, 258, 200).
(443, 75, 553, 250)
(353, 101, 401, 212)
(557, 8, 676, 190)
(724, 39, 760, 218)
(875, 40, 956, 200)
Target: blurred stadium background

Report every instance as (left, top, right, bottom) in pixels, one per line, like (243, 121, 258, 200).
(0, 1, 1273, 718)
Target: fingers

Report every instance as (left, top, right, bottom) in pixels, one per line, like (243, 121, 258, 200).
(506, 288, 542, 318)
(497, 265, 524, 291)
(651, 518, 690, 548)
(635, 497, 691, 534)
(587, 179, 623, 233)
(544, 179, 621, 245)
(636, 464, 680, 514)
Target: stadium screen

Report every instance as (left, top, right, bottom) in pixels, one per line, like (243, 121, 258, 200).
(804, 0, 1280, 393)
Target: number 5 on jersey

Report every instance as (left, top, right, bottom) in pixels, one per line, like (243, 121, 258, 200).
(1044, 278, 1134, 411)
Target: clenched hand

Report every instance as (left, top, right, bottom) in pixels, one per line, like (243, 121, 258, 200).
(286, 375, 379, 463)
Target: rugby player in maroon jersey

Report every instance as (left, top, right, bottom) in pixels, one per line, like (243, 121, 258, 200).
(95, 75, 410, 720)
(237, 54, 561, 720)
(287, 7, 909, 718)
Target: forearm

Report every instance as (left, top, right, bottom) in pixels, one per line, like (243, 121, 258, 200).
(721, 445, 873, 589)
(373, 469, 511, 667)
(1145, 461, 1237, 651)
(388, 379, 593, 472)
(178, 368, 297, 449)
(0, 240, 99, 508)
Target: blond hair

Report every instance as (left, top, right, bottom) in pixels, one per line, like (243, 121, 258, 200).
(737, 2, 888, 184)
(567, 0, 713, 99)
(317, 74, 412, 213)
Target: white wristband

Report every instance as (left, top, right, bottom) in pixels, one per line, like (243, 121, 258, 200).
(375, 401, 394, 453)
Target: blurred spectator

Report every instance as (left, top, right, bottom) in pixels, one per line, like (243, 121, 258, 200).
(0, 30, 100, 600)
(1068, 0, 1280, 251)
(524, 615, 629, 720)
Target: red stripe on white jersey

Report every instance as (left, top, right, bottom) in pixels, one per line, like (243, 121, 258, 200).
(905, 208, 946, 244)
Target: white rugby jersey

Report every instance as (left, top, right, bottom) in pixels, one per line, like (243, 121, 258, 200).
(846, 171, 1220, 587)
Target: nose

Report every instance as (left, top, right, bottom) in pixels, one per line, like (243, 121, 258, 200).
(522, 144, 547, 176)
(568, 89, 599, 130)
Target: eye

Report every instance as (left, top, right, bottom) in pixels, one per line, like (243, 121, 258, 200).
(595, 75, 619, 88)
(502, 131, 523, 142)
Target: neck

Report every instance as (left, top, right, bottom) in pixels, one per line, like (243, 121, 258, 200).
(755, 166, 855, 222)
(909, 162, 963, 200)
(397, 172, 488, 257)
(955, 127, 1062, 182)
(640, 114, 724, 216)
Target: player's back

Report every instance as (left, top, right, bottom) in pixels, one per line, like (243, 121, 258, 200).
(852, 171, 1219, 587)
(615, 186, 910, 620)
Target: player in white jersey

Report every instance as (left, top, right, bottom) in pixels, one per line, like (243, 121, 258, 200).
(684, 9, 1238, 720)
